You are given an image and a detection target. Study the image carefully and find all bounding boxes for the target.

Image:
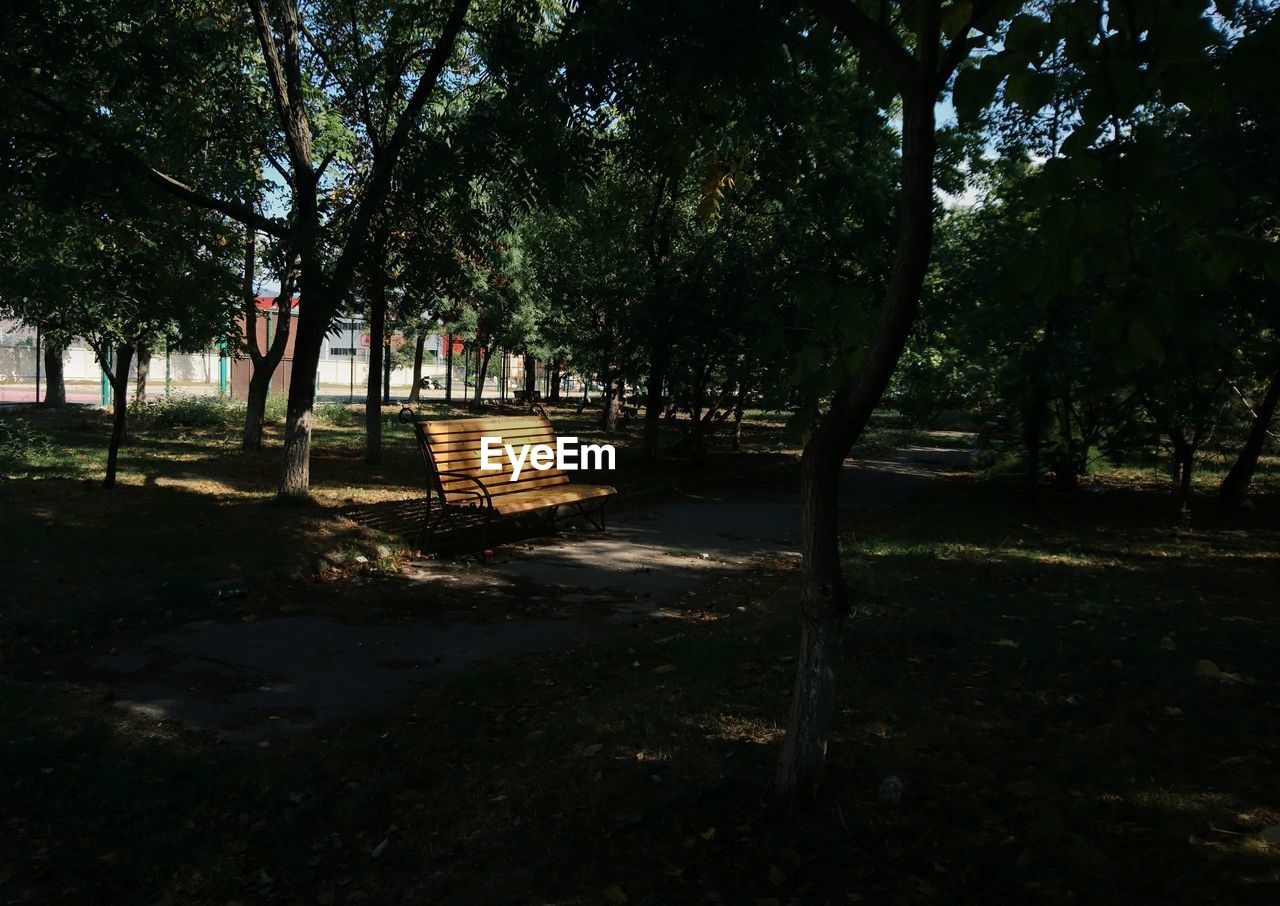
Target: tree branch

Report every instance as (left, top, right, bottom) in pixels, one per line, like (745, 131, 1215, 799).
(16, 85, 287, 237)
(813, 0, 915, 87)
(248, 0, 313, 175)
(935, 0, 1002, 88)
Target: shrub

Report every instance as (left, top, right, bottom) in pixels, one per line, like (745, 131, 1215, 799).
(314, 402, 362, 426)
(0, 418, 55, 463)
(264, 394, 290, 423)
(129, 396, 241, 429)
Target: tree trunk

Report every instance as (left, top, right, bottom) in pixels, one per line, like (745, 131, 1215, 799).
(408, 333, 426, 404)
(776, 81, 937, 804)
(279, 295, 327, 498)
(600, 371, 621, 431)
(42, 340, 66, 407)
(1220, 369, 1280, 507)
(642, 349, 667, 460)
(523, 351, 537, 398)
(134, 343, 151, 403)
(1025, 381, 1046, 512)
(365, 264, 387, 466)
(776, 435, 846, 798)
(732, 379, 748, 451)
(240, 236, 296, 450)
(548, 362, 561, 401)
(104, 343, 135, 488)
(243, 368, 272, 449)
(473, 345, 494, 406)
(1177, 449, 1195, 523)
(688, 361, 708, 459)
(1168, 430, 1196, 524)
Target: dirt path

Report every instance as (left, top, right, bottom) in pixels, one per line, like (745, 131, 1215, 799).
(93, 440, 969, 740)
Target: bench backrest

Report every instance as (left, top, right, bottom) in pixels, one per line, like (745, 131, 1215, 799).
(421, 415, 572, 505)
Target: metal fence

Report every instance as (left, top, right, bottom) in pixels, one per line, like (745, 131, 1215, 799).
(0, 318, 546, 406)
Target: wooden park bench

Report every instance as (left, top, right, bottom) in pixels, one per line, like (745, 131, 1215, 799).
(399, 408, 616, 549)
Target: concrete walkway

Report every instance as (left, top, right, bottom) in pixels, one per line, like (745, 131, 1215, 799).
(488, 443, 968, 614)
(93, 442, 967, 740)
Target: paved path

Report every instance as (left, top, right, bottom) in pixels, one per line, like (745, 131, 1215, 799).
(488, 443, 968, 615)
(93, 442, 967, 740)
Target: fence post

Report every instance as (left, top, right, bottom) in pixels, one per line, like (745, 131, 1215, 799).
(445, 334, 453, 401)
(100, 347, 112, 408)
(35, 325, 42, 404)
(383, 337, 391, 405)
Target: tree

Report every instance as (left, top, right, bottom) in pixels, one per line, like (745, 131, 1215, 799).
(771, 0, 1012, 803)
(0, 192, 238, 485)
(6, 0, 473, 496)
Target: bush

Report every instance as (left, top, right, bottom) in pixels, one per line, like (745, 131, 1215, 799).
(264, 394, 289, 422)
(314, 402, 362, 426)
(129, 396, 241, 429)
(0, 418, 55, 463)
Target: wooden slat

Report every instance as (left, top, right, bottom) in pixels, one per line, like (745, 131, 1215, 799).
(440, 471, 571, 493)
(490, 484, 616, 515)
(425, 417, 550, 438)
(430, 434, 559, 462)
(427, 426, 556, 445)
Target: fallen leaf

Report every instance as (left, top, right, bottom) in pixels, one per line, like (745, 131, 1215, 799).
(991, 638, 1020, 648)
(653, 664, 677, 674)
(700, 827, 716, 841)
(768, 865, 787, 887)
(581, 744, 603, 757)
(1159, 636, 1176, 651)
(603, 884, 629, 904)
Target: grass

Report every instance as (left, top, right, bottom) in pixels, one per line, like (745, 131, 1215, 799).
(2, 402, 1279, 902)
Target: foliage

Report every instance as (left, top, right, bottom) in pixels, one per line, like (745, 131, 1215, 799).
(128, 396, 240, 430)
(0, 418, 54, 464)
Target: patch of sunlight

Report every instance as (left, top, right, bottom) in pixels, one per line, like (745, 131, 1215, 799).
(701, 714, 783, 746)
(989, 547, 1124, 569)
(1126, 788, 1233, 815)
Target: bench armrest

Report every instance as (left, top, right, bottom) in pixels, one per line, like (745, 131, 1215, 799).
(436, 470, 494, 511)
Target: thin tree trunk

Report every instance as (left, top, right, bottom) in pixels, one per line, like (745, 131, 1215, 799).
(243, 369, 272, 449)
(1168, 430, 1196, 524)
(104, 343, 135, 488)
(408, 333, 426, 404)
(473, 345, 494, 406)
(365, 258, 388, 466)
(1220, 368, 1280, 507)
(134, 343, 151, 403)
(642, 348, 667, 460)
(776, 81, 937, 804)
(240, 230, 296, 449)
(1177, 448, 1195, 523)
(732, 378, 748, 451)
(42, 340, 65, 407)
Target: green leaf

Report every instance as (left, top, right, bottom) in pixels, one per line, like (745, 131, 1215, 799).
(1005, 69, 1056, 112)
(1127, 318, 1164, 363)
(941, 2, 974, 40)
(952, 67, 1002, 124)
